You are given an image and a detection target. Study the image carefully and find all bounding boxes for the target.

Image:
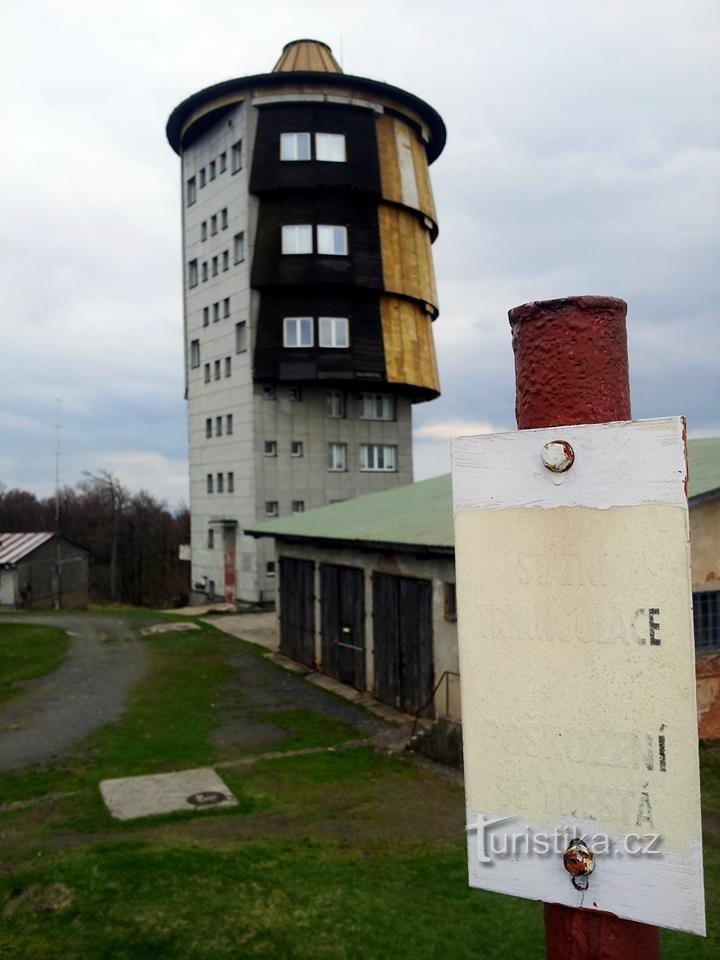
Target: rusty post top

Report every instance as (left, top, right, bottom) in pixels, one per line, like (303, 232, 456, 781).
(508, 295, 627, 325)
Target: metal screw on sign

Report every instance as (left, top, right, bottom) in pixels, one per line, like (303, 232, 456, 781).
(563, 838, 595, 891)
(542, 440, 575, 473)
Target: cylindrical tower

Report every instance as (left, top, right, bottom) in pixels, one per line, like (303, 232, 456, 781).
(167, 39, 446, 603)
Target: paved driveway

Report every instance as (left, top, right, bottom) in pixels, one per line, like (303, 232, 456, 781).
(0, 615, 154, 772)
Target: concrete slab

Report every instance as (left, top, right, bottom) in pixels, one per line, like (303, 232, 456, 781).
(305, 672, 364, 702)
(100, 767, 237, 821)
(202, 611, 278, 651)
(264, 652, 311, 674)
(163, 603, 237, 616)
(139, 622, 201, 636)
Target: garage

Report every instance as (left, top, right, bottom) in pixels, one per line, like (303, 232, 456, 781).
(278, 557, 315, 668)
(320, 563, 366, 690)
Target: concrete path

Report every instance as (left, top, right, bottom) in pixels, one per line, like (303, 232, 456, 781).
(203, 611, 277, 651)
(0, 615, 154, 772)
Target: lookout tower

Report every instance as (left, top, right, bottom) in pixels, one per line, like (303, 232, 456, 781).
(166, 39, 446, 603)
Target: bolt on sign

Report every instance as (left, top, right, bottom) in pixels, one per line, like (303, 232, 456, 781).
(451, 417, 705, 936)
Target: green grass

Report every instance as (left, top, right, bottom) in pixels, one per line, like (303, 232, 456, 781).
(0, 613, 718, 958)
(0, 624, 70, 707)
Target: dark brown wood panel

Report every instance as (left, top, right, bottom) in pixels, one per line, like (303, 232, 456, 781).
(372, 572, 434, 716)
(320, 563, 366, 690)
(279, 557, 315, 668)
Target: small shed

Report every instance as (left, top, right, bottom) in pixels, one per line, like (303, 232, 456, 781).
(0, 533, 90, 610)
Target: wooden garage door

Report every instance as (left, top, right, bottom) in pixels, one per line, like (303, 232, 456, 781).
(279, 557, 315, 669)
(372, 573, 434, 717)
(320, 564, 366, 691)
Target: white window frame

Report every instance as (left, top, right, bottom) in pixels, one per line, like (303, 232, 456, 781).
(231, 139, 242, 173)
(315, 133, 346, 162)
(318, 316, 349, 348)
(316, 224, 348, 256)
(215, 415, 222, 437)
(360, 444, 397, 472)
(291, 500, 305, 515)
(227, 472, 234, 493)
(358, 393, 395, 421)
(235, 321, 247, 353)
(266, 561, 276, 577)
(206, 474, 213, 494)
(264, 440, 277, 457)
(205, 418, 212, 439)
(325, 391, 345, 418)
(216, 472, 224, 493)
(226, 414, 233, 435)
(234, 232, 245, 264)
(291, 441, 303, 458)
(283, 316, 314, 348)
(280, 132, 311, 161)
(190, 339, 200, 368)
(265, 501, 279, 518)
(186, 177, 197, 206)
(224, 356, 231, 377)
(188, 259, 198, 288)
(281, 224, 313, 255)
(327, 442, 347, 472)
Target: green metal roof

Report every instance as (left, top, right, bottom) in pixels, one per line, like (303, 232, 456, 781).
(246, 473, 454, 550)
(688, 437, 720, 501)
(247, 436, 720, 549)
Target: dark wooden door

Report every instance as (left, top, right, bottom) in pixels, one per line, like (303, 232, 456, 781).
(279, 557, 315, 668)
(320, 564, 366, 690)
(372, 573, 434, 716)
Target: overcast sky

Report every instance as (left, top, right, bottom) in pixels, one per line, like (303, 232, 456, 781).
(1, 0, 718, 506)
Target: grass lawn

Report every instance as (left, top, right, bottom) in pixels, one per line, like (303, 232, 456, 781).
(0, 611, 718, 958)
(0, 623, 70, 707)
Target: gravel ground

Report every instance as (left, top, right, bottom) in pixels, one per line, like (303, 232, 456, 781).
(0, 615, 156, 772)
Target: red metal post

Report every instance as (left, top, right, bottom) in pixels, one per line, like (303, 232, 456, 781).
(508, 294, 661, 960)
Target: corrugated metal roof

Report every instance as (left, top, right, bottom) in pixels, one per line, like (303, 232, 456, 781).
(688, 437, 720, 500)
(0, 532, 55, 566)
(247, 436, 720, 549)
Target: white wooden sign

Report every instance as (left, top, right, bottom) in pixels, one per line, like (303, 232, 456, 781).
(451, 417, 705, 936)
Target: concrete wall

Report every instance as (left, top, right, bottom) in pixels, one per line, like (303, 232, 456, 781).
(275, 540, 458, 718)
(690, 497, 720, 591)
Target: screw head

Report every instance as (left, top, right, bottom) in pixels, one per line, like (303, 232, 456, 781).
(563, 838, 595, 890)
(542, 440, 575, 473)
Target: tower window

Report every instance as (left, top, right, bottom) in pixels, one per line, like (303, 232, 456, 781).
(206, 474, 213, 494)
(205, 418, 212, 439)
(266, 561, 276, 577)
(213, 302, 220, 322)
(223, 250, 229, 271)
(319, 316, 349, 348)
(214, 360, 221, 380)
(292, 500, 305, 514)
(224, 356, 232, 377)
(212, 256, 218, 277)
(226, 414, 233, 435)
(281, 224, 313, 255)
(203, 306, 209, 327)
(199, 167, 206, 188)
(219, 151, 227, 173)
(358, 394, 395, 421)
(215, 415, 222, 437)
(360, 444, 397, 472)
(289, 386, 302, 402)
(264, 440, 277, 457)
(233, 233, 245, 264)
(208, 528, 214, 549)
(221, 207, 228, 229)
(327, 443, 347, 472)
(265, 501, 279, 517)
(223, 297, 230, 317)
(291, 441, 304, 458)
(188, 259, 198, 288)
(283, 316, 313, 348)
(325, 391, 345, 418)
(210, 214, 218, 236)
(317, 225, 348, 256)
(216, 472, 224, 493)
(231, 139, 243, 173)
(209, 160, 216, 180)
(315, 133, 346, 162)
(263, 385, 276, 400)
(280, 132, 311, 161)
(190, 340, 200, 368)
(186, 176, 197, 206)
(204, 363, 211, 383)
(235, 321, 247, 353)
(227, 472, 234, 493)
(201, 221, 207, 242)
(202, 261, 208, 282)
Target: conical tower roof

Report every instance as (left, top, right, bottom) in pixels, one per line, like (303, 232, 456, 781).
(272, 39, 342, 74)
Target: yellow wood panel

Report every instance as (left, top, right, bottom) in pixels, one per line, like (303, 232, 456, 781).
(375, 115, 437, 224)
(381, 296, 440, 394)
(378, 206, 438, 310)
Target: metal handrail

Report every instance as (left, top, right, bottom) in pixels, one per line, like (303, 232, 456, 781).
(410, 670, 460, 738)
